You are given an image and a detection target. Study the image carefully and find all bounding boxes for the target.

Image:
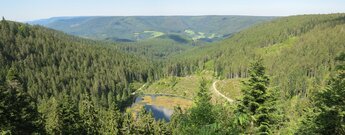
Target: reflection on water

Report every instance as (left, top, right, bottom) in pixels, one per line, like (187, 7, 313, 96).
(144, 105, 173, 121)
(132, 94, 186, 122)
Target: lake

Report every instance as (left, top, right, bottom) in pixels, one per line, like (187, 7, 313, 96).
(131, 94, 192, 121)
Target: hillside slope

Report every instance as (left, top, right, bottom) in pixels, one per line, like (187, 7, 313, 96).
(0, 19, 161, 106)
(151, 13, 345, 134)
(2, 13, 345, 134)
(29, 16, 274, 42)
(166, 14, 345, 98)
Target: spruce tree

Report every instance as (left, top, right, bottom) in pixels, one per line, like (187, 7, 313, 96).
(121, 110, 136, 135)
(135, 107, 155, 134)
(79, 93, 100, 134)
(0, 68, 44, 134)
(236, 59, 276, 134)
(154, 119, 170, 135)
(168, 106, 186, 134)
(298, 52, 345, 134)
(189, 78, 214, 126)
(100, 102, 121, 134)
(59, 92, 84, 134)
(41, 97, 62, 134)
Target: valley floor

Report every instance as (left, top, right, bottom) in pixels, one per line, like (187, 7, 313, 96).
(135, 71, 243, 110)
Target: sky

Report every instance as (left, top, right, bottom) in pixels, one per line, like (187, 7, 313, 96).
(1, 0, 345, 22)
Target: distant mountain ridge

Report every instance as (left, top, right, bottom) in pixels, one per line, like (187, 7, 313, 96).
(29, 16, 275, 42)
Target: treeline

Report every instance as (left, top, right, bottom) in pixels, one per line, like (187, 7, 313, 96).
(2, 53, 344, 134)
(0, 67, 170, 134)
(0, 56, 283, 134)
(114, 38, 192, 60)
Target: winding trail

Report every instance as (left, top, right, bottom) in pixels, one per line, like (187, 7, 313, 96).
(131, 83, 147, 95)
(212, 80, 234, 103)
(138, 83, 147, 91)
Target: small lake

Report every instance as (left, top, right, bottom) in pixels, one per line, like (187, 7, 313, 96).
(131, 94, 192, 122)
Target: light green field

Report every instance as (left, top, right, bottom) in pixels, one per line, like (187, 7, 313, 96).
(130, 95, 193, 112)
(184, 29, 195, 35)
(185, 29, 219, 41)
(142, 70, 244, 104)
(257, 37, 297, 57)
(208, 34, 216, 39)
(143, 31, 165, 38)
(216, 78, 244, 100)
(142, 71, 214, 98)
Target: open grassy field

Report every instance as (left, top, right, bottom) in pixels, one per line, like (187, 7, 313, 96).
(216, 78, 244, 101)
(142, 71, 214, 98)
(130, 95, 193, 112)
(128, 95, 193, 121)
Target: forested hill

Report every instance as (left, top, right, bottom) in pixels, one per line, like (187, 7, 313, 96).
(1, 13, 345, 134)
(0, 19, 161, 102)
(29, 16, 274, 42)
(1, 18, 186, 134)
(167, 13, 345, 97)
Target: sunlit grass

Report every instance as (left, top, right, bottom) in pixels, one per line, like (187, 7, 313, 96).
(143, 71, 214, 98)
(257, 36, 297, 57)
(216, 78, 244, 100)
(130, 95, 193, 113)
(143, 31, 165, 38)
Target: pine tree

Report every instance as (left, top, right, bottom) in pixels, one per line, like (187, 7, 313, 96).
(168, 106, 186, 134)
(121, 111, 136, 135)
(189, 78, 214, 126)
(135, 107, 155, 134)
(236, 59, 276, 134)
(79, 93, 100, 134)
(59, 92, 84, 134)
(298, 52, 345, 134)
(154, 119, 170, 135)
(100, 102, 121, 134)
(41, 97, 62, 134)
(0, 68, 44, 134)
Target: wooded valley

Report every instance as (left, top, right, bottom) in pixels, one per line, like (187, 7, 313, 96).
(1, 13, 345, 134)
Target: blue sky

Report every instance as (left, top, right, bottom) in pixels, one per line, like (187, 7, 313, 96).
(1, 0, 345, 21)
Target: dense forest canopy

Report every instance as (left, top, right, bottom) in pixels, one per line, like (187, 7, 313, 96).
(1, 13, 345, 134)
(168, 13, 345, 98)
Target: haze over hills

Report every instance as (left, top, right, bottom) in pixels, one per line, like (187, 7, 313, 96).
(29, 16, 275, 42)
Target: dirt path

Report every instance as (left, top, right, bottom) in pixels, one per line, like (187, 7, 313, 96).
(212, 80, 234, 103)
(131, 83, 147, 95)
(138, 83, 147, 91)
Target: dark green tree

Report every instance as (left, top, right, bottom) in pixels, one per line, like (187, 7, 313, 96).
(135, 107, 156, 134)
(298, 52, 345, 135)
(39, 97, 62, 134)
(168, 106, 186, 134)
(121, 111, 136, 135)
(154, 119, 171, 135)
(79, 93, 100, 134)
(171, 78, 217, 134)
(58, 92, 84, 134)
(0, 68, 44, 134)
(189, 78, 214, 126)
(235, 59, 277, 134)
(100, 102, 122, 134)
